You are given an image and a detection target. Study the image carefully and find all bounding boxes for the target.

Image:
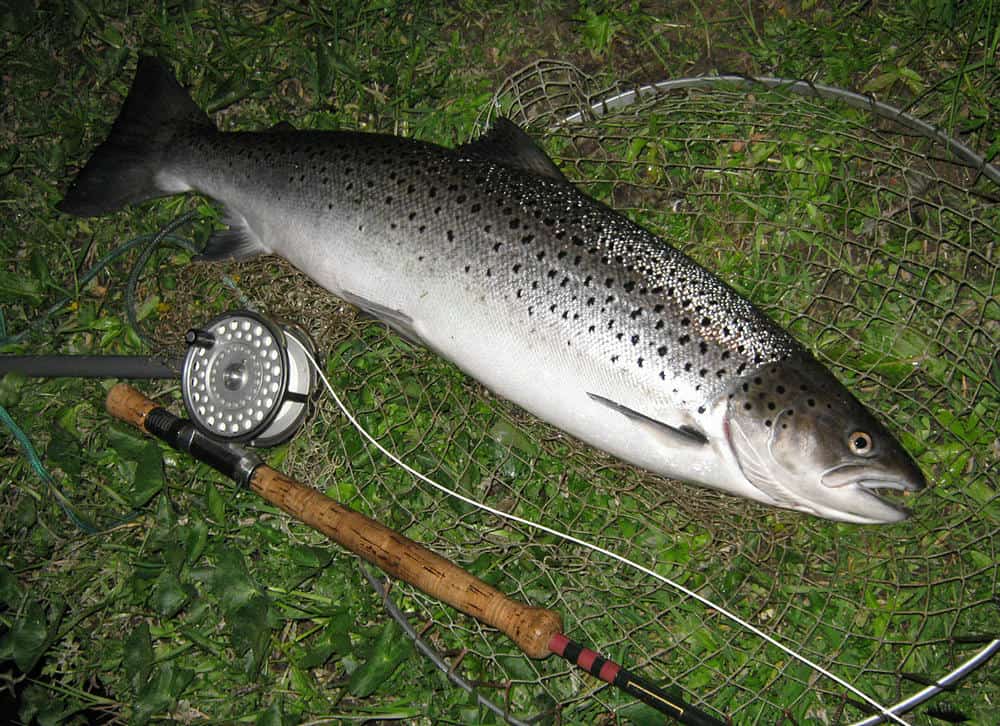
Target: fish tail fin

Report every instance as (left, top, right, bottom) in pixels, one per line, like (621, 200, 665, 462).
(58, 56, 213, 217)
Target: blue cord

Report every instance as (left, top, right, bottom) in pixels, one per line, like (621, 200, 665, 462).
(0, 403, 98, 534)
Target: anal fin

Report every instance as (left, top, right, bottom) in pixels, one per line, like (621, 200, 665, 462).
(196, 208, 268, 261)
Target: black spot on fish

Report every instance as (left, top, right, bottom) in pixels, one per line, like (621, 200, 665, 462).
(631, 334, 639, 345)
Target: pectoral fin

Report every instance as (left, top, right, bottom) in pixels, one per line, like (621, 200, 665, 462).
(587, 392, 708, 447)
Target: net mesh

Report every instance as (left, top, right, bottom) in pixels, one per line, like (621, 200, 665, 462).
(177, 61, 997, 723)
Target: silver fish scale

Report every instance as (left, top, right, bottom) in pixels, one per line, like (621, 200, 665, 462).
(191, 129, 799, 409)
(376, 145, 799, 410)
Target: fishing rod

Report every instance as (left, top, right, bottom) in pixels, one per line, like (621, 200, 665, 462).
(105, 382, 726, 726)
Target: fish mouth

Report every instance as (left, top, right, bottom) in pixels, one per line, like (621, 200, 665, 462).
(840, 485, 913, 523)
(818, 465, 923, 523)
(821, 464, 925, 492)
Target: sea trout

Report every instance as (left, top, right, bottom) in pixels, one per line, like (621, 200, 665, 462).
(59, 57, 926, 523)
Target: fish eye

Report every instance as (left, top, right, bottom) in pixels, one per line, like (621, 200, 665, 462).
(849, 431, 873, 455)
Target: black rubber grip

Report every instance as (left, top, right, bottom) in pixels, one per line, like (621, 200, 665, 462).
(144, 407, 261, 488)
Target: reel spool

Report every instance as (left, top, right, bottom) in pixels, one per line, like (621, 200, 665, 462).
(181, 310, 318, 447)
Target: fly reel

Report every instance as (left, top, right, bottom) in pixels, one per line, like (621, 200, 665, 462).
(181, 310, 318, 447)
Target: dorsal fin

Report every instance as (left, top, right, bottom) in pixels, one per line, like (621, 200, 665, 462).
(458, 117, 567, 182)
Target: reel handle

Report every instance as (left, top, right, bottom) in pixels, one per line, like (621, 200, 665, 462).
(105, 383, 563, 659)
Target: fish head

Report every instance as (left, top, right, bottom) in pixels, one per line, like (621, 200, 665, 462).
(723, 355, 926, 523)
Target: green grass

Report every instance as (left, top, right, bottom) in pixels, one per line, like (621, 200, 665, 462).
(1, 1, 998, 724)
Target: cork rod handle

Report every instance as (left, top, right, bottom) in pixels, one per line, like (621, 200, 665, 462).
(105, 383, 562, 658)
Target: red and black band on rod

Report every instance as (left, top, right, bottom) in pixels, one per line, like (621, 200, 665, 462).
(549, 633, 726, 726)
